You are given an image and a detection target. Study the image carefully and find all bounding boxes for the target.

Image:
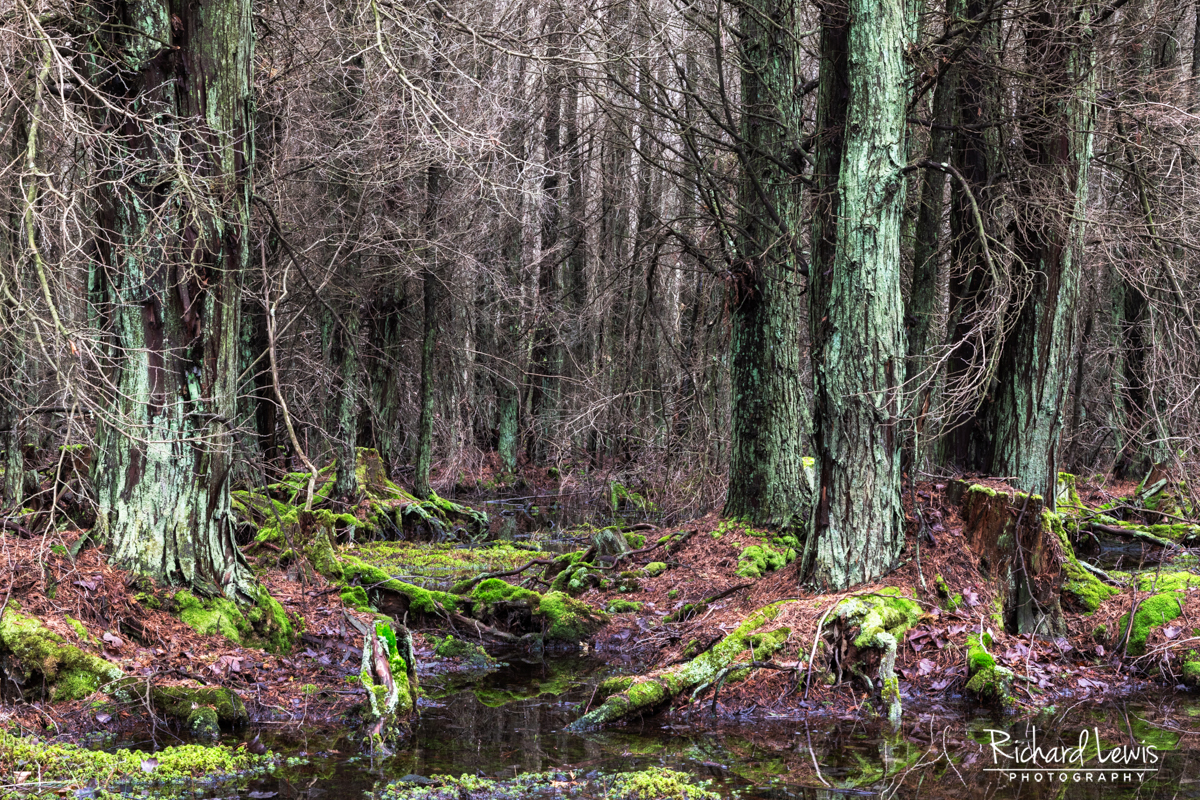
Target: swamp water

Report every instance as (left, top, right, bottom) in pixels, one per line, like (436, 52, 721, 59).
(108, 656, 1200, 800)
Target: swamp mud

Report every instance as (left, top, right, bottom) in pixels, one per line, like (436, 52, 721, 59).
(5, 462, 1200, 797)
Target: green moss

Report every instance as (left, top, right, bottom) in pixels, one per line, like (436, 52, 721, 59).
(173, 586, 296, 653)
(52, 668, 100, 702)
(606, 599, 644, 614)
(174, 590, 245, 644)
(0, 731, 273, 791)
(644, 562, 667, 578)
(340, 584, 371, 611)
(1183, 654, 1200, 689)
(338, 555, 460, 615)
(609, 767, 720, 800)
(570, 601, 794, 729)
(1056, 472, 1083, 511)
(151, 685, 248, 727)
(735, 542, 793, 579)
(835, 590, 922, 724)
(881, 675, 902, 726)
(186, 705, 220, 739)
(1047, 511, 1119, 612)
(1119, 592, 1184, 657)
(965, 665, 1014, 706)
(1135, 571, 1200, 593)
(431, 635, 495, 667)
(933, 574, 962, 611)
(378, 768, 716, 800)
(967, 633, 996, 673)
(594, 675, 635, 703)
(0, 610, 121, 701)
(539, 591, 608, 643)
(624, 532, 646, 549)
(471, 577, 542, 611)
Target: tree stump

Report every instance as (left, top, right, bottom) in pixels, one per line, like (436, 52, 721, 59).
(948, 482, 1066, 636)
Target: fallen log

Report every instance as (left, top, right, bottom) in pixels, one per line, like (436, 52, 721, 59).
(1084, 522, 1180, 550)
(566, 600, 794, 730)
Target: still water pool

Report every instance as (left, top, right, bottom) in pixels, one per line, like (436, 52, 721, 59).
(167, 655, 1200, 800)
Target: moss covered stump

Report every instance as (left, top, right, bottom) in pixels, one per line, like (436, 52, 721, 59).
(949, 482, 1067, 635)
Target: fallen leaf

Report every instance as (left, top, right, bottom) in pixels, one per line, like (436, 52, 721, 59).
(102, 632, 123, 650)
(917, 658, 936, 676)
(140, 758, 158, 773)
(1095, 644, 1105, 657)
(1163, 626, 1181, 640)
(73, 578, 100, 592)
(962, 588, 980, 607)
(95, 712, 112, 724)
(247, 792, 277, 799)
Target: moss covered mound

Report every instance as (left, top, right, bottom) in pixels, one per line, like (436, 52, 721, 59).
(0, 730, 274, 793)
(151, 685, 248, 736)
(431, 635, 495, 667)
(464, 579, 607, 644)
(1119, 592, 1184, 657)
(1135, 571, 1200, 593)
(736, 542, 794, 579)
(0, 609, 122, 701)
(173, 585, 296, 653)
(1183, 653, 1200, 689)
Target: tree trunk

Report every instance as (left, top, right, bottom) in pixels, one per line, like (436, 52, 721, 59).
(938, 0, 1005, 471)
(723, 0, 811, 530)
(975, 5, 1096, 504)
(414, 165, 442, 500)
(807, 0, 908, 589)
(83, 0, 256, 599)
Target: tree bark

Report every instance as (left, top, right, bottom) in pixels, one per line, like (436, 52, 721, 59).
(723, 0, 811, 530)
(807, 0, 908, 589)
(975, 4, 1096, 504)
(82, 0, 257, 599)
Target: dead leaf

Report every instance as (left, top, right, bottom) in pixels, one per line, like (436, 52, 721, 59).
(95, 712, 112, 724)
(73, 578, 100, 591)
(917, 658, 936, 676)
(140, 758, 158, 773)
(1163, 626, 1181, 640)
(102, 632, 123, 650)
(962, 588, 980, 607)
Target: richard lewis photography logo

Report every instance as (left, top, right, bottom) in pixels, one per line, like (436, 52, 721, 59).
(984, 728, 1159, 784)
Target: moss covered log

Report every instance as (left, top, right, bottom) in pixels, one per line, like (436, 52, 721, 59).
(568, 601, 794, 730)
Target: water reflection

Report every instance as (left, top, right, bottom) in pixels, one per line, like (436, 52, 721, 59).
(239, 658, 1200, 800)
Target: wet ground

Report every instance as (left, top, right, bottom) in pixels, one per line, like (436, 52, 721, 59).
(99, 655, 1200, 800)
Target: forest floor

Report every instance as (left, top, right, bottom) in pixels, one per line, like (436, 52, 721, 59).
(1, 460, 1198, 757)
